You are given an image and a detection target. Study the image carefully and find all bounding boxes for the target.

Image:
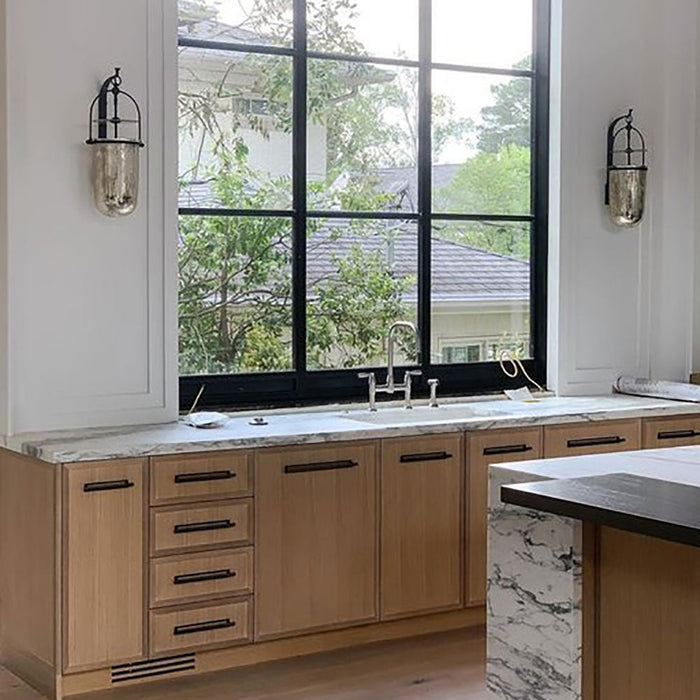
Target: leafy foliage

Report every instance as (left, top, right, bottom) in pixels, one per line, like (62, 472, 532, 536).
(476, 57, 532, 154)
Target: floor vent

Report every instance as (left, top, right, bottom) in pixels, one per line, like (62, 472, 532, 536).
(111, 653, 196, 683)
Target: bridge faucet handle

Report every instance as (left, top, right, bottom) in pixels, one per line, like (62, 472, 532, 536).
(402, 370, 422, 410)
(428, 378, 439, 408)
(358, 372, 377, 412)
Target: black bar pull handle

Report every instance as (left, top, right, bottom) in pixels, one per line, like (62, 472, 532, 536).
(567, 435, 626, 449)
(174, 470, 236, 484)
(173, 519, 235, 534)
(173, 569, 236, 586)
(483, 444, 533, 457)
(657, 429, 700, 441)
(284, 460, 358, 475)
(173, 618, 235, 636)
(83, 479, 135, 493)
(400, 451, 453, 464)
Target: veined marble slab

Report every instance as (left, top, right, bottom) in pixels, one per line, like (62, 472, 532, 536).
(3, 394, 700, 464)
(487, 447, 700, 700)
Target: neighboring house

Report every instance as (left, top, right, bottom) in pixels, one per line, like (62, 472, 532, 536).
(178, 13, 530, 363)
(306, 222, 529, 364)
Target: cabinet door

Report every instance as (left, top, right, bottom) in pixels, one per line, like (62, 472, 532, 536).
(64, 460, 145, 672)
(381, 435, 463, 619)
(544, 420, 641, 458)
(256, 443, 377, 640)
(642, 416, 700, 449)
(467, 428, 543, 605)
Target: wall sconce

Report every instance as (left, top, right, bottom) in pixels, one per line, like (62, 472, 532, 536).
(605, 109, 648, 228)
(86, 68, 145, 217)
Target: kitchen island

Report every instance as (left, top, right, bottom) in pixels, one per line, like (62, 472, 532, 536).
(487, 446, 700, 700)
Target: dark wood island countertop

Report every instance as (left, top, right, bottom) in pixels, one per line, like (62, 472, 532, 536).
(501, 472, 700, 548)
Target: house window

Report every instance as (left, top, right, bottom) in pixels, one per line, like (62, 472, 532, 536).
(442, 344, 482, 365)
(178, 0, 549, 408)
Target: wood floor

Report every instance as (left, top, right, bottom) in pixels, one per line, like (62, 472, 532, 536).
(0, 628, 487, 700)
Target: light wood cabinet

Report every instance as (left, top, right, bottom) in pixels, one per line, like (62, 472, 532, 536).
(150, 451, 253, 505)
(151, 499, 253, 556)
(255, 443, 378, 640)
(380, 434, 463, 619)
(8, 411, 700, 697)
(149, 598, 252, 655)
(466, 428, 543, 605)
(150, 547, 253, 608)
(642, 415, 700, 448)
(544, 420, 641, 458)
(63, 459, 146, 672)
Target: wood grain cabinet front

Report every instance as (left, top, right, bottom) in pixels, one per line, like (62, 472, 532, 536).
(255, 443, 378, 640)
(544, 420, 641, 458)
(63, 459, 146, 673)
(150, 451, 253, 506)
(151, 499, 253, 556)
(380, 434, 463, 619)
(642, 416, 700, 448)
(150, 548, 253, 608)
(466, 428, 543, 605)
(149, 598, 252, 655)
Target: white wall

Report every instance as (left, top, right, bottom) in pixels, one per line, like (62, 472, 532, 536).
(549, 0, 699, 395)
(0, 0, 178, 434)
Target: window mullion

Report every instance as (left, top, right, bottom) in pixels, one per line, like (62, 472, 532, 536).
(292, 0, 308, 378)
(417, 0, 432, 375)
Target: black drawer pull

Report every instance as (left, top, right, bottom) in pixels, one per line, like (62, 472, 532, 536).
(83, 479, 134, 493)
(657, 429, 700, 440)
(483, 444, 533, 456)
(400, 451, 453, 463)
(174, 470, 236, 484)
(173, 569, 236, 585)
(284, 460, 358, 475)
(567, 435, 626, 449)
(173, 618, 235, 636)
(173, 519, 235, 534)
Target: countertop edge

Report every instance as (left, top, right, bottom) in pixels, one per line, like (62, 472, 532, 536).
(7, 398, 700, 465)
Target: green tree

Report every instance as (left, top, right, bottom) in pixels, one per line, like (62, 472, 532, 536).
(477, 57, 531, 153)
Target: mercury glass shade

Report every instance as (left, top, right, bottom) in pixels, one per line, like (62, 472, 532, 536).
(91, 141, 141, 217)
(608, 167, 647, 228)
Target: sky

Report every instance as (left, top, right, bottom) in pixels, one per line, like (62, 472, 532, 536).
(210, 0, 534, 164)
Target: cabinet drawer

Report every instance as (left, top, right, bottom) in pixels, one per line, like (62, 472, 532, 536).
(151, 452, 252, 505)
(544, 420, 641, 458)
(151, 500, 253, 556)
(149, 598, 251, 655)
(150, 548, 253, 608)
(643, 416, 700, 448)
(466, 428, 543, 605)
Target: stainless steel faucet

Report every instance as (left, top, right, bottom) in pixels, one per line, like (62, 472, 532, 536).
(358, 321, 421, 411)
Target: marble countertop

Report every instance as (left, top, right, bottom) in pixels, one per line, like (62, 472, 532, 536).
(4, 394, 700, 464)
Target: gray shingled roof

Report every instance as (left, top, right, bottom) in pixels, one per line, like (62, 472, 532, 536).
(178, 164, 462, 211)
(306, 221, 529, 303)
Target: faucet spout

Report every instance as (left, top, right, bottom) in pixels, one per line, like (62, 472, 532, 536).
(386, 321, 418, 390)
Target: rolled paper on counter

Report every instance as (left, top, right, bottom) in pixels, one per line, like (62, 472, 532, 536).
(614, 375, 700, 403)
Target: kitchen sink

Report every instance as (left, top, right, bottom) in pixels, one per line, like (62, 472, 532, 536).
(342, 403, 507, 425)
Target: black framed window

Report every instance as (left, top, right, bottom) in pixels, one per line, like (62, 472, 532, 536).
(178, 0, 549, 410)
